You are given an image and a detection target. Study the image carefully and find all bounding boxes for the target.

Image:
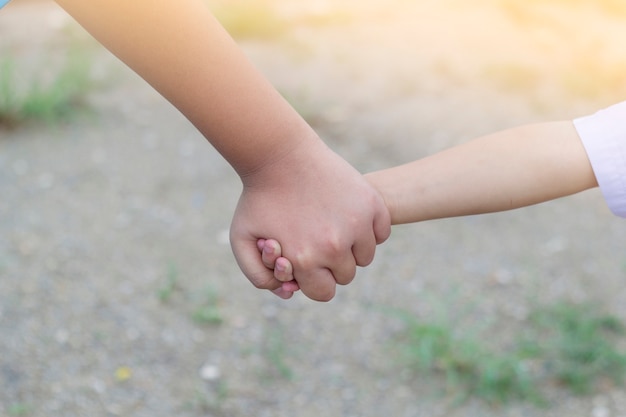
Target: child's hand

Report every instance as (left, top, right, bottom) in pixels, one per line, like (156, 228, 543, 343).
(230, 140, 391, 302)
(256, 238, 299, 299)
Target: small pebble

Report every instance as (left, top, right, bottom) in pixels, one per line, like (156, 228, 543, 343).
(114, 366, 132, 382)
(199, 363, 220, 381)
(592, 406, 610, 417)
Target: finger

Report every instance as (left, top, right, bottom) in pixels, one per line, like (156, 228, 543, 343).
(281, 280, 300, 292)
(314, 234, 357, 285)
(293, 266, 337, 302)
(274, 257, 294, 282)
(327, 252, 357, 285)
(351, 229, 377, 267)
(231, 236, 282, 291)
(260, 239, 282, 269)
(271, 287, 295, 299)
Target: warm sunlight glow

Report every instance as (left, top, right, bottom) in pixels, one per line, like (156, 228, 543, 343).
(208, 0, 626, 106)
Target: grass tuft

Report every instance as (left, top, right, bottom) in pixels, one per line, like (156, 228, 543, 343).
(157, 262, 180, 303)
(394, 301, 626, 405)
(0, 49, 92, 128)
(7, 403, 30, 416)
(264, 327, 294, 380)
(529, 302, 626, 394)
(399, 317, 541, 404)
(191, 286, 224, 326)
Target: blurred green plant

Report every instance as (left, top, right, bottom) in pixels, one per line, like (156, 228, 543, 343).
(184, 382, 229, 414)
(393, 301, 626, 405)
(264, 326, 294, 380)
(528, 302, 626, 394)
(0, 49, 91, 128)
(7, 403, 30, 416)
(396, 313, 541, 404)
(157, 262, 180, 303)
(191, 286, 224, 325)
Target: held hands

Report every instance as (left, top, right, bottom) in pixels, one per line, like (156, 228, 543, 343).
(230, 139, 391, 302)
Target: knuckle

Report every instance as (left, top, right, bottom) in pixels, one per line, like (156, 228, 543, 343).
(291, 250, 315, 271)
(310, 288, 335, 302)
(325, 235, 344, 254)
(355, 250, 375, 267)
(318, 233, 349, 260)
(334, 263, 357, 285)
(336, 273, 355, 286)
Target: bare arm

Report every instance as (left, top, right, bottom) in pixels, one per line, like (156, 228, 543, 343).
(365, 121, 598, 224)
(54, 0, 309, 174)
(257, 120, 600, 295)
(55, 0, 391, 301)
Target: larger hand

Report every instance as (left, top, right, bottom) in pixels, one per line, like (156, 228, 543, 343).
(230, 139, 391, 302)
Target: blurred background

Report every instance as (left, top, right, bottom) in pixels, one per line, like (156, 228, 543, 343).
(1, 1, 626, 416)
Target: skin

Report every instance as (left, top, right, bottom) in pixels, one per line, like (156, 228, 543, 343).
(54, 0, 391, 301)
(365, 121, 597, 224)
(261, 120, 599, 295)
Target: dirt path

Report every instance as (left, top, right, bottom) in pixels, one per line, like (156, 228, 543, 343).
(1, 1, 626, 416)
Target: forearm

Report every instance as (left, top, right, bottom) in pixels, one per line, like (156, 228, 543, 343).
(54, 0, 317, 178)
(366, 121, 598, 224)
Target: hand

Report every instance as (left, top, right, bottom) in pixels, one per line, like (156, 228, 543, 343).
(230, 139, 391, 302)
(257, 239, 299, 299)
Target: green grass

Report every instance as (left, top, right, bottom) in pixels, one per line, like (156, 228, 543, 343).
(0, 49, 92, 128)
(7, 403, 30, 416)
(394, 301, 626, 405)
(397, 314, 541, 404)
(191, 286, 224, 326)
(157, 262, 180, 303)
(264, 327, 294, 380)
(183, 382, 229, 414)
(528, 302, 626, 394)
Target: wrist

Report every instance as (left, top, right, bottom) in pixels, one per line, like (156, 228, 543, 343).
(364, 171, 399, 224)
(365, 166, 431, 225)
(238, 131, 329, 190)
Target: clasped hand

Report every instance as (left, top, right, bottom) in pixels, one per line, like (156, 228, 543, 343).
(229, 139, 391, 301)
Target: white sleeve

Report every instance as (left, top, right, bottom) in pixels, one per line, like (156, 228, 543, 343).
(573, 101, 626, 218)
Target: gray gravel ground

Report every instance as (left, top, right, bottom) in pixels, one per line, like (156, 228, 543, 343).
(2, 1, 626, 416)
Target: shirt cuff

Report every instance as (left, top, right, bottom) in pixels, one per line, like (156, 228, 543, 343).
(573, 101, 626, 218)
